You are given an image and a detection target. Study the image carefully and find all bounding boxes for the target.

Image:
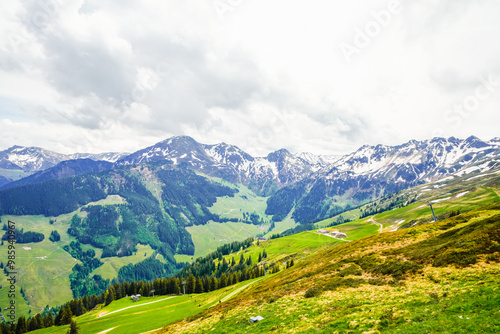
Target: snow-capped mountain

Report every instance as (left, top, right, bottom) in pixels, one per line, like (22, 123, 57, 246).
(0, 145, 128, 186)
(266, 135, 500, 223)
(0, 145, 127, 172)
(116, 136, 332, 194)
(2, 135, 499, 204)
(317, 136, 500, 182)
(0, 159, 114, 190)
(115, 135, 500, 196)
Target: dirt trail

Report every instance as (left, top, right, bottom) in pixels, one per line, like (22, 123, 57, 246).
(220, 277, 264, 303)
(98, 296, 176, 318)
(369, 217, 383, 233)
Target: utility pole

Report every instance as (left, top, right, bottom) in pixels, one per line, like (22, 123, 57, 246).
(150, 289, 155, 299)
(428, 202, 437, 222)
(262, 261, 267, 276)
(181, 281, 186, 295)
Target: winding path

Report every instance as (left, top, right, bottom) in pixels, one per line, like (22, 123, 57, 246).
(369, 216, 383, 234)
(98, 296, 176, 318)
(220, 277, 264, 303)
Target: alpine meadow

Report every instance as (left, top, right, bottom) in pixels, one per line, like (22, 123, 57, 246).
(1, 1, 500, 333)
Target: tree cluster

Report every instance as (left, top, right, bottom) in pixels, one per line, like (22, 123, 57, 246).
(1, 228, 44, 243)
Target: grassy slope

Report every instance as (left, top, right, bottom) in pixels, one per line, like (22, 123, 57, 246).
(158, 201, 500, 334)
(0, 195, 137, 313)
(186, 221, 266, 258)
(31, 277, 267, 334)
(207, 180, 271, 222)
(91, 244, 157, 280)
(0, 169, 29, 181)
(219, 231, 343, 268)
(315, 169, 500, 235)
(0, 214, 78, 315)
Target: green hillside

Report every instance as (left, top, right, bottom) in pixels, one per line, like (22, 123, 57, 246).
(4, 172, 500, 333)
(2, 166, 499, 332)
(158, 201, 500, 333)
(29, 278, 265, 334)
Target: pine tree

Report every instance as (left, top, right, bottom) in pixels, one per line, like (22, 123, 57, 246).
(67, 319, 79, 334)
(262, 249, 267, 258)
(239, 253, 245, 265)
(290, 259, 294, 267)
(45, 312, 55, 327)
(173, 278, 181, 295)
(258, 252, 262, 262)
(195, 276, 204, 293)
(55, 308, 64, 326)
(74, 300, 87, 316)
(61, 305, 73, 325)
(219, 273, 228, 288)
(186, 274, 196, 294)
(16, 316, 27, 334)
(105, 287, 115, 306)
(35, 313, 45, 329)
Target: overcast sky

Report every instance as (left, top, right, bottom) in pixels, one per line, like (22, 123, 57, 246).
(1, 0, 499, 156)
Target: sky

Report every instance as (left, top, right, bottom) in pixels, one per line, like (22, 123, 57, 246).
(0, 0, 499, 157)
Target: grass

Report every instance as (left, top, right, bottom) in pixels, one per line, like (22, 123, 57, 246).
(0, 285, 31, 321)
(81, 195, 127, 207)
(186, 221, 266, 258)
(0, 215, 78, 314)
(91, 244, 157, 280)
(208, 181, 272, 222)
(174, 254, 193, 264)
(0, 195, 140, 313)
(0, 168, 29, 181)
(315, 208, 363, 228)
(219, 231, 341, 268)
(264, 218, 297, 238)
(324, 219, 381, 240)
(31, 277, 267, 334)
(158, 200, 500, 333)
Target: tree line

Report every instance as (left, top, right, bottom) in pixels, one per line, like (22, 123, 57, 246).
(1, 227, 44, 243)
(2, 245, 295, 334)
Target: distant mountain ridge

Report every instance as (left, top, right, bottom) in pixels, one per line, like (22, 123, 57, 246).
(115, 136, 332, 195)
(0, 159, 114, 190)
(265, 135, 500, 223)
(0, 145, 128, 186)
(1, 135, 499, 201)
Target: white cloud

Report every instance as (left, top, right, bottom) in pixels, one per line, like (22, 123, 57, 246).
(0, 0, 499, 155)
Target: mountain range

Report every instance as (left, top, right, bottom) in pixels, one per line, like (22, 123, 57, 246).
(2, 135, 499, 189)
(1, 135, 499, 223)
(1, 134, 499, 318)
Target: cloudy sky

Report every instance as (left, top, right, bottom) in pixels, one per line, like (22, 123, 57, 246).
(1, 0, 499, 156)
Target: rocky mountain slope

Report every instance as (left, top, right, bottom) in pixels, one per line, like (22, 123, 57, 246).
(2, 135, 499, 222)
(266, 136, 500, 223)
(0, 145, 127, 186)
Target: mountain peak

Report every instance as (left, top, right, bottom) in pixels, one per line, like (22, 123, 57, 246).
(463, 135, 488, 149)
(266, 148, 292, 162)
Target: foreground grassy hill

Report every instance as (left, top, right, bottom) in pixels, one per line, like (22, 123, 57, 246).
(3, 169, 499, 330)
(30, 278, 267, 334)
(157, 201, 500, 333)
(28, 230, 341, 333)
